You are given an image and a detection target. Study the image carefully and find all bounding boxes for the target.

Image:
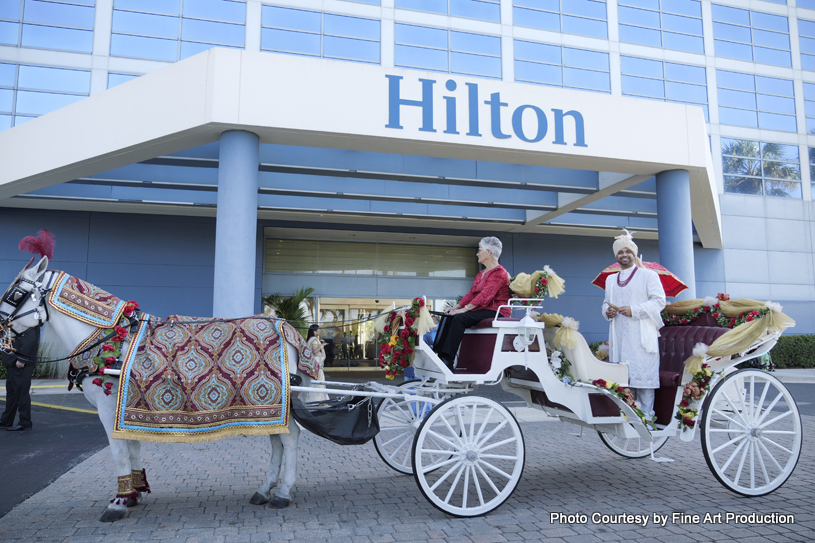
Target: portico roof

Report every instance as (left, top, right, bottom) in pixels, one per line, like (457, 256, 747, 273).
(0, 48, 721, 248)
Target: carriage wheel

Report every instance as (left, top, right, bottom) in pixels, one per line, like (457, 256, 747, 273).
(597, 431, 668, 459)
(701, 369, 802, 497)
(374, 381, 439, 474)
(412, 395, 525, 517)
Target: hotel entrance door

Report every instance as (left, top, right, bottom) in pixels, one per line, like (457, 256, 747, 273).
(318, 297, 431, 370)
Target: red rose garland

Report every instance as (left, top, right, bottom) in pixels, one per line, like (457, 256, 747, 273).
(90, 300, 138, 394)
(379, 297, 424, 379)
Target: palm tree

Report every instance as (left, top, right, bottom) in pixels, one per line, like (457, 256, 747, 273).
(262, 287, 315, 337)
(722, 140, 801, 196)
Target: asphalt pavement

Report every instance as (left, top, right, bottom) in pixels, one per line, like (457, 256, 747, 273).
(0, 371, 812, 542)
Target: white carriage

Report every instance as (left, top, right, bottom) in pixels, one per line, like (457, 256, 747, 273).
(294, 299, 802, 518)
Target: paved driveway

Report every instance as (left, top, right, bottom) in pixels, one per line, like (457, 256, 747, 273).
(0, 411, 812, 542)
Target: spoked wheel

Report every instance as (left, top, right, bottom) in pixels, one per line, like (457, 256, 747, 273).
(374, 381, 446, 474)
(701, 369, 802, 496)
(412, 395, 525, 517)
(598, 431, 668, 458)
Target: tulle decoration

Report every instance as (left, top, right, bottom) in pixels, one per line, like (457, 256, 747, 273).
(19, 229, 55, 259)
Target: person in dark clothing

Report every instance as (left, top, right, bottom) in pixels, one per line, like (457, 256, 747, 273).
(1, 327, 40, 431)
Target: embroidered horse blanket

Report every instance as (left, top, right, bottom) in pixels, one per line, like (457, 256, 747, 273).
(111, 315, 300, 443)
(47, 272, 319, 443)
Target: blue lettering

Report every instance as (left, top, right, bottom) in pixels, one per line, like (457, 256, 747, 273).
(386, 75, 436, 133)
(553, 109, 587, 147)
(444, 79, 459, 135)
(466, 82, 481, 137)
(484, 92, 511, 139)
(511, 105, 547, 143)
(383, 75, 587, 148)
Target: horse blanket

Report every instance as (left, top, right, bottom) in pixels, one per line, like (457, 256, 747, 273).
(111, 314, 298, 443)
(48, 272, 125, 328)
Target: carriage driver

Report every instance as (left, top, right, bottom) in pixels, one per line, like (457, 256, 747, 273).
(439, 237, 511, 370)
(601, 230, 666, 422)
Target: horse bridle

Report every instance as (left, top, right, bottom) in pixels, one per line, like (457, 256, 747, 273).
(0, 271, 55, 348)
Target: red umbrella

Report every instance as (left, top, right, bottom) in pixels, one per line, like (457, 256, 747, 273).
(592, 261, 689, 297)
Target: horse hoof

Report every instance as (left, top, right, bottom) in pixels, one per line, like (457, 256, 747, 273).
(99, 508, 128, 522)
(269, 497, 291, 509)
(125, 497, 138, 508)
(249, 492, 269, 505)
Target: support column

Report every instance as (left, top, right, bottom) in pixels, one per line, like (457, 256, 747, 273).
(656, 170, 696, 300)
(213, 130, 259, 317)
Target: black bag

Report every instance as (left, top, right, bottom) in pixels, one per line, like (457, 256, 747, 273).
(291, 389, 381, 445)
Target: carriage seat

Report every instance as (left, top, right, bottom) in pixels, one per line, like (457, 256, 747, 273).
(653, 321, 729, 425)
(454, 318, 532, 374)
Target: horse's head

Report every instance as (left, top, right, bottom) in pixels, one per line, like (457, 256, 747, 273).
(1, 256, 54, 337)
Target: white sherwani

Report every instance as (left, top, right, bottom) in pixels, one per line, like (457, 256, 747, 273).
(601, 267, 666, 389)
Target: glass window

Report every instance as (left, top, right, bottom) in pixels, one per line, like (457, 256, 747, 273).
(803, 83, 815, 135)
(0, 61, 90, 132)
(622, 56, 708, 119)
(3, 1, 96, 52)
(265, 238, 479, 277)
(396, 24, 500, 79)
(181, 18, 244, 46)
(107, 72, 139, 88)
(23, 0, 95, 28)
(22, 23, 93, 53)
(722, 138, 801, 197)
(617, 0, 703, 54)
(514, 0, 607, 39)
(515, 39, 610, 93)
(111, 0, 247, 61)
(262, 7, 380, 65)
(712, 4, 791, 67)
(18, 65, 90, 93)
(183, 0, 246, 24)
(397, 0, 500, 22)
(114, 0, 180, 16)
(717, 69, 795, 132)
(799, 19, 815, 73)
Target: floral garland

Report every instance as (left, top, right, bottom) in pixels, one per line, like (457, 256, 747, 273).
(378, 297, 423, 380)
(591, 379, 651, 428)
(509, 271, 549, 305)
(675, 362, 715, 431)
(91, 300, 139, 395)
(661, 293, 770, 329)
(547, 348, 575, 385)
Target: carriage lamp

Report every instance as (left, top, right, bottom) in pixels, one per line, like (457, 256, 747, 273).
(513, 311, 539, 352)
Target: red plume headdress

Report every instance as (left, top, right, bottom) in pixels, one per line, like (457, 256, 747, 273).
(19, 229, 55, 260)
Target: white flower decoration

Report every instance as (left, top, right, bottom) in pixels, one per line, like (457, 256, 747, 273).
(703, 296, 718, 307)
(692, 343, 709, 358)
(543, 265, 554, 275)
(765, 301, 783, 313)
(561, 316, 579, 330)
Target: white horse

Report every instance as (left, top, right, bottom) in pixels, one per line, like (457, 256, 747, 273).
(0, 256, 310, 522)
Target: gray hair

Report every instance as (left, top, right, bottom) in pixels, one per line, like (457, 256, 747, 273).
(479, 236, 503, 259)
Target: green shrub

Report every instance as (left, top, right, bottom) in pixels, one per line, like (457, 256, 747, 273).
(770, 334, 815, 369)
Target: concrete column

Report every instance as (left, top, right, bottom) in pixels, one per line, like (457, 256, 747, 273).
(656, 169, 696, 300)
(213, 130, 259, 317)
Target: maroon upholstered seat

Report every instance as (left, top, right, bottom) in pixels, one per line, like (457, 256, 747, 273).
(454, 319, 538, 374)
(654, 324, 729, 425)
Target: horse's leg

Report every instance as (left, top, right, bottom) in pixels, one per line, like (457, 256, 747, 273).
(250, 433, 284, 505)
(270, 419, 300, 509)
(84, 384, 135, 522)
(128, 440, 150, 505)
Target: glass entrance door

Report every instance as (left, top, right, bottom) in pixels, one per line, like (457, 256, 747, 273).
(318, 297, 431, 370)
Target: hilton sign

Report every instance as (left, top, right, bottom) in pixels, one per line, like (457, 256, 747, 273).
(385, 74, 588, 148)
